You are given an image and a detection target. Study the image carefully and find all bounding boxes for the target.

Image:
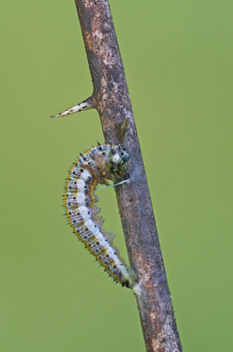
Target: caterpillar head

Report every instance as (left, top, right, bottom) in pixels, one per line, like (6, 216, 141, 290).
(109, 146, 130, 176)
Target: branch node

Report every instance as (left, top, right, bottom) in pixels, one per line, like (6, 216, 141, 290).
(116, 118, 129, 139)
(50, 96, 94, 118)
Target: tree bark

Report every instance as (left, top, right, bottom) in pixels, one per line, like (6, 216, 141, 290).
(73, 1, 182, 351)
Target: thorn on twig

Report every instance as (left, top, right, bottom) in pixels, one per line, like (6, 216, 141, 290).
(50, 96, 94, 118)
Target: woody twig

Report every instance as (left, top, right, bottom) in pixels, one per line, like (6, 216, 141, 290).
(52, 1, 182, 351)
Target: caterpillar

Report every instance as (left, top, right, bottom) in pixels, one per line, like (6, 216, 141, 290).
(64, 143, 137, 289)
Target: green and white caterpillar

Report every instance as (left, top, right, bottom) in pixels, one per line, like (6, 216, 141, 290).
(64, 143, 137, 288)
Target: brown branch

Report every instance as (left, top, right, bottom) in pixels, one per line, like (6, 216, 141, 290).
(64, 1, 182, 351)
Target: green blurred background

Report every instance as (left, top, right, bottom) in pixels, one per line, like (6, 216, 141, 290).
(1, 1, 232, 351)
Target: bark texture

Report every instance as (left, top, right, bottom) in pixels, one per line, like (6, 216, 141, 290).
(74, 1, 182, 351)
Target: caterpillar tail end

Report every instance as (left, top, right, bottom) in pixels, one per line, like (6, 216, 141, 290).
(121, 266, 138, 289)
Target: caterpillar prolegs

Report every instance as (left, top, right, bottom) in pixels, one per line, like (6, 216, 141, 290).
(64, 144, 137, 289)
